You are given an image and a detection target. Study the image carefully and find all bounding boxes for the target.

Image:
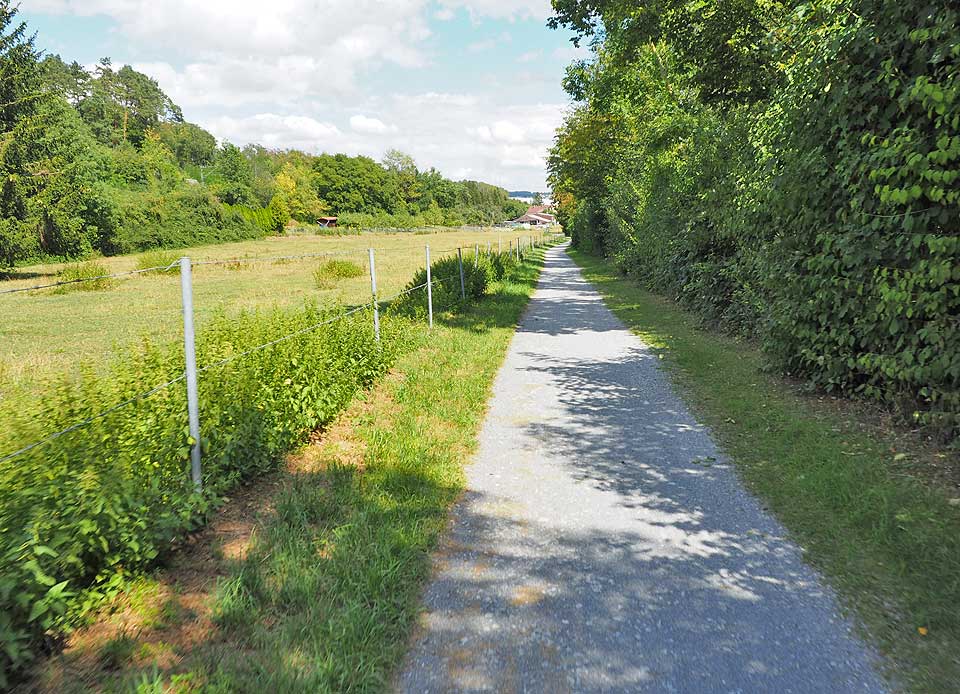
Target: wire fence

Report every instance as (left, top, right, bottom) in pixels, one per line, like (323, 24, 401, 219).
(0, 231, 566, 479)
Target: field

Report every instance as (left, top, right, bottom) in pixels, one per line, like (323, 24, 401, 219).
(0, 228, 536, 395)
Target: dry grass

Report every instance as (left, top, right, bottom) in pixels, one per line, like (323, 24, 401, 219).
(0, 229, 534, 397)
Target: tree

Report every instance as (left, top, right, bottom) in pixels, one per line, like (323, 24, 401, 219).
(532, 192, 544, 205)
(383, 149, 422, 209)
(274, 160, 325, 222)
(77, 59, 183, 148)
(212, 142, 254, 205)
(155, 121, 217, 168)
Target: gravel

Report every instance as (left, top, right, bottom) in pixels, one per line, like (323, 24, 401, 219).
(396, 244, 891, 693)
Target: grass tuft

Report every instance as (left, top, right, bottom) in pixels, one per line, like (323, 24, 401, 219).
(54, 261, 114, 293)
(135, 250, 181, 275)
(314, 259, 365, 289)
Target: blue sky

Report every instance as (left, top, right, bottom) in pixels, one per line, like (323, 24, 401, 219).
(21, 1, 584, 190)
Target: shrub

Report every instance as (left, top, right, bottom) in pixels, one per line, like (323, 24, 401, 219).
(135, 250, 181, 274)
(54, 261, 114, 293)
(391, 248, 497, 315)
(0, 303, 398, 682)
(0, 251, 503, 682)
(314, 259, 365, 288)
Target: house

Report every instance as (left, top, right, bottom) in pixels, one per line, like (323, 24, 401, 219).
(510, 206, 557, 227)
(318, 217, 338, 228)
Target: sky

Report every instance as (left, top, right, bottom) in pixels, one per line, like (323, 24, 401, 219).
(19, 0, 586, 191)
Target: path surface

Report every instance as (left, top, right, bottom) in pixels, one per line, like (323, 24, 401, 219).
(397, 244, 889, 693)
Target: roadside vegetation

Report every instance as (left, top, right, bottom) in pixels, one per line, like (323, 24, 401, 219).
(0, 3, 526, 270)
(13, 248, 546, 692)
(547, 1, 959, 440)
(571, 249, 960, 693)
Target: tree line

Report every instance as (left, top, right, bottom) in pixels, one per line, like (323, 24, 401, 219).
(0, 2, 526, 267)
(547, 0, 959, 436)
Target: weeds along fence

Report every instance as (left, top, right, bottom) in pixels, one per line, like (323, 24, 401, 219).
(0, 232, 563, 683)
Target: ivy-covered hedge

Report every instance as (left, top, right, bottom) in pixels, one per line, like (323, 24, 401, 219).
(550, 1, 959, 437)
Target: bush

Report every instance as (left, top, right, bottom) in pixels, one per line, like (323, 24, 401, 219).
(314, 259, 364, 288)
(54, 261, 114, 293)
(109, 188, 265, 255)
(0, 304, 397, 682)
(135, 250, 181, 274)
(392, 248, 500, 316)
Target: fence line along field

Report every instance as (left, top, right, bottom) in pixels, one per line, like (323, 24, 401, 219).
(0, 228, 532, 395)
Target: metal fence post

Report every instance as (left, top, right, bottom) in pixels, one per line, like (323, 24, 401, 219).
(369, 248, 380, 343)
(426, 245, 433, 329)
(179, 257, 202, 493)
(474, 243, 479, 268)
(499, 236, 502, 254)
(457, 247, 466, 301)
(516, 238, 520, 262)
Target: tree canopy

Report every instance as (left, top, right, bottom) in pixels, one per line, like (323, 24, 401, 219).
(548, 0, 960, 436)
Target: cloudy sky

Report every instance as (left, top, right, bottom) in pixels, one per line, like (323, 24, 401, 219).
(21, 1, 585, 191)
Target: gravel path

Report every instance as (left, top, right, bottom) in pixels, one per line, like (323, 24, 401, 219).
(397, 244, 891, 693)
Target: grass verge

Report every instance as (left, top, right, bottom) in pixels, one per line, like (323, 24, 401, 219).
(23, 249, 546, 693)
(568, 248, 960, 694)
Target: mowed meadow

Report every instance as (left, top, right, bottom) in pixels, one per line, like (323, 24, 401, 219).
(0, 228, 533, 394)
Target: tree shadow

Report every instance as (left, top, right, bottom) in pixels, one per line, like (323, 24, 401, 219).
(398, 245, 890, 693)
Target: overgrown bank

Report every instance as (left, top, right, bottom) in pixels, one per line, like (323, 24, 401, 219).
(547, 1, 959, 438)
(0, 241, 537, 686)
(570, 249, 960, 694)
(18, 248, 546, 692)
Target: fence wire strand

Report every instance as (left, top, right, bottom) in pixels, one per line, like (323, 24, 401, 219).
(0, 261, 181, 295)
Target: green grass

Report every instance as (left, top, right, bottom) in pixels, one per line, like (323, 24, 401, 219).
(568, 248, 960, 694)
(23, 248, 547, 693)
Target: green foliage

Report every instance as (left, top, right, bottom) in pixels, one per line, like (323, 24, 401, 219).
(110, 186, 264, 254)
(222, 203, 282, 234)
(548, 0, 960, 438)
(0, 305, 390, 681)
(0, 253, 503, 682)
(155, 122, 216, 168)
(54, 260, 114, 293)
(211, 143, 254, 206)
(314, 259, 364, 288)
(135, 250, 180, 274)
(392, 248, 514, 316)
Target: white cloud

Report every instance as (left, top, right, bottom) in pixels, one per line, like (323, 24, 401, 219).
(349, 115, 398, 135)
(518, 49, 543, 63)
(33, 0, 569, 188)
(200, 113, 343, 151)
